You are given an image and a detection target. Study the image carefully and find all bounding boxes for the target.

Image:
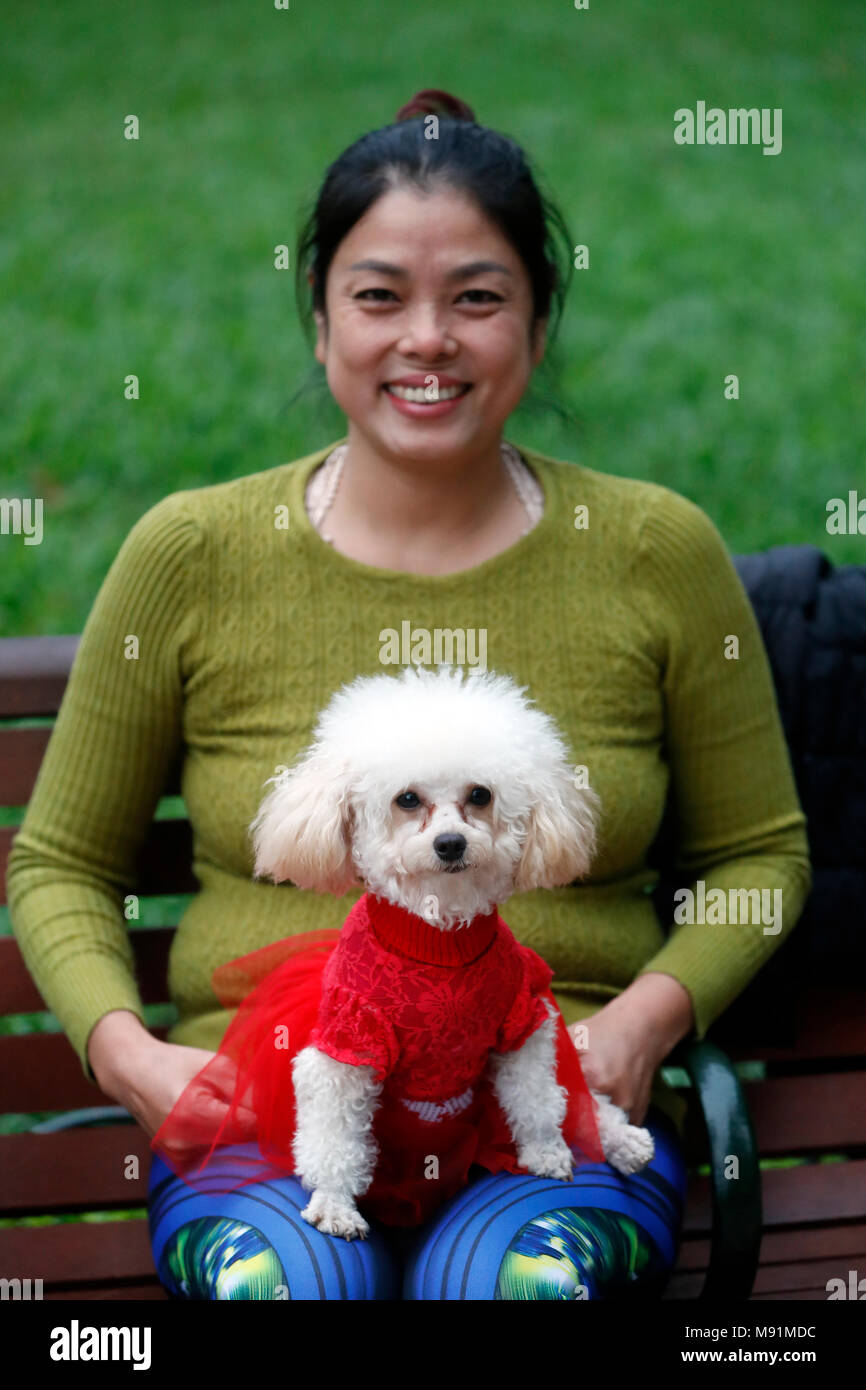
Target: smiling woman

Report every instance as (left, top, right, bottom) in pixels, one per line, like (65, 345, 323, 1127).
(7, 86, 810, 1303)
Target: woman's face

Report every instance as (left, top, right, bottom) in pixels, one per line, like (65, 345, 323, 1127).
(312, 184, 547, 467)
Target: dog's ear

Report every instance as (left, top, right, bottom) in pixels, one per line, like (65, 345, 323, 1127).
(249, 750, 358, 895)
(513, 773, 600, 893)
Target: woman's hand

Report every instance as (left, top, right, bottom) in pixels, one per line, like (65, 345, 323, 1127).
(567, 973, 694, 1127)
(88, 1009, 248, 1143)
(569, 1008, 659, 1127)
(112, 1038, 227, 1141)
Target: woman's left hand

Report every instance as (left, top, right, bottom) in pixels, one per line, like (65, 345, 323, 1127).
(569, 1010, 658, 1126)
(567, 973, 694, 1127)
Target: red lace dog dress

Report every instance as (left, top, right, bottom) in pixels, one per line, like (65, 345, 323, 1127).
(152, 892, 605, 1227)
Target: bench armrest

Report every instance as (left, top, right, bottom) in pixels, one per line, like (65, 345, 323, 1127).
(666, 1038, 762, 1299)
(30, 1107, 136, 1132)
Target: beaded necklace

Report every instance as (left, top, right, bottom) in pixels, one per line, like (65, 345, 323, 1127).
(305, 440, 543, 544)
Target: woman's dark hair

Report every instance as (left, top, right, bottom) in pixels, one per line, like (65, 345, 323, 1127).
(287, 89, 578, 429)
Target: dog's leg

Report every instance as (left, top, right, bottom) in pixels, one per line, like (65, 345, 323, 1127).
(589, 1090, 655, 1175)
(488, 1001, 574, 1180)
(291, 1046, 382, 1240)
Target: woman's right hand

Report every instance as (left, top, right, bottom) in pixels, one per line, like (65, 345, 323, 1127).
(113, 1038, 225, 1141)
(87, 1009, 240, 1142)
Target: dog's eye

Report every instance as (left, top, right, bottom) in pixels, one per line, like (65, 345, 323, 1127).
(395, 791, 421, 810)
(468, 786, 492, 806)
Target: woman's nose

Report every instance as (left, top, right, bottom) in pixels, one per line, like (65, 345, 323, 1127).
(396, 310, 458, 358)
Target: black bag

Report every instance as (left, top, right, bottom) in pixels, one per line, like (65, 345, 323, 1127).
(649, 545, 866, 1047)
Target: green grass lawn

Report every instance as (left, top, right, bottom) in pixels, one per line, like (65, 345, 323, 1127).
(2, 0, 864, 635)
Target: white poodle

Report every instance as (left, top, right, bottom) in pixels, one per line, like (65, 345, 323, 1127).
(249, 664, 654, 1240)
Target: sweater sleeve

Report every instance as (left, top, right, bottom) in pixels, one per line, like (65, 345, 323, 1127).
(494, 944, 555, 1054)
(309, 983, 400, 1083)
(629, 487, 812, 1041)
(6, 492, 206, 1085)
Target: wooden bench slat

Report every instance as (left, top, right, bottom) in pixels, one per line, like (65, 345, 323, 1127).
(0, 635, 78, 717)
(682, 1160, 866, 1234)
(752, 1256, 865, 1297)
(0, 725, 183, 805)
(743, 1073, 866, 1153)
(0, 726, 54, 803)
(757, 1222, 866, 1264)
(0, 1028, 169, 1113)
(0, 819, 197, 907)
(0, 1127, 155, 1213)
(674, 1222, 866, 1271)
(723, 989, 866, 1060)
(760, 1160, 866, 1227)
(756, 1255, 866, 1296)
(0, 1216, 156, 1285)
(666, 1226, 866, 1300)
(749, 1288, 829, 1300)
(0, 927, 176, 1015)
(677, 1069, 866, 1161)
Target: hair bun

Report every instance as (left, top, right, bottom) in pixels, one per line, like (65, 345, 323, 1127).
(394, 89, 476, 123)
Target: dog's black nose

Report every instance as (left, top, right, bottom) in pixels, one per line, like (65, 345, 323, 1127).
(433, 833, 467, 862)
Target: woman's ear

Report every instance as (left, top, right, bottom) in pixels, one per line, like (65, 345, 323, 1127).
(249, 751, 358, 895)
(513, 774, 599, 893)
(530, 314, 549, 369)
(313, 307, 327, 366)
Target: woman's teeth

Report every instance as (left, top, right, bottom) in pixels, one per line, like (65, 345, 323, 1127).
(385, 383, 470, 402)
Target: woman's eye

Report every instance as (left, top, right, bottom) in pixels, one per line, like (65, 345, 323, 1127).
(355, 288, 398, 302)
(395, 791, 421, 809)
(468, 786, 492, 806)
(457, 290, 502, 304)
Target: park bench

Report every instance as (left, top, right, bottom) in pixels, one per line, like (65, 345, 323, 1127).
(1, 575, 863, 1300)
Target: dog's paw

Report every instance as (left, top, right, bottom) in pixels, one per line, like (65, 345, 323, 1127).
(606, 1126, 655, 1176)
(300, 1189, 370, 1241)
(590, 1091, 655, 1175)
(517, 1137, 574, 1182)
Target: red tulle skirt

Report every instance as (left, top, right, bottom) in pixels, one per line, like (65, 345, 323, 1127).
(151, 930, 605, 1227)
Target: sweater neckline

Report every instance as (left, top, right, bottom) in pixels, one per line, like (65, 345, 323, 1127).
(286, 437, 561, 586)
(364, 892, 499, 965)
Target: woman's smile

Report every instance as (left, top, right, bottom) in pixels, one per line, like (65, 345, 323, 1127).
(383, 379, 473, 418)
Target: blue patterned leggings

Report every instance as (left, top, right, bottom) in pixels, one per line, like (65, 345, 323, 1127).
(148, 1106, 687, 1300)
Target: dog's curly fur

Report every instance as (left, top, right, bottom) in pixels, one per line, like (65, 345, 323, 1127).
(248, 665, 654, 1238)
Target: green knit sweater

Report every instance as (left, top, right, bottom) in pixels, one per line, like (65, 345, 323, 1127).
(7, 438, 812, 1139)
